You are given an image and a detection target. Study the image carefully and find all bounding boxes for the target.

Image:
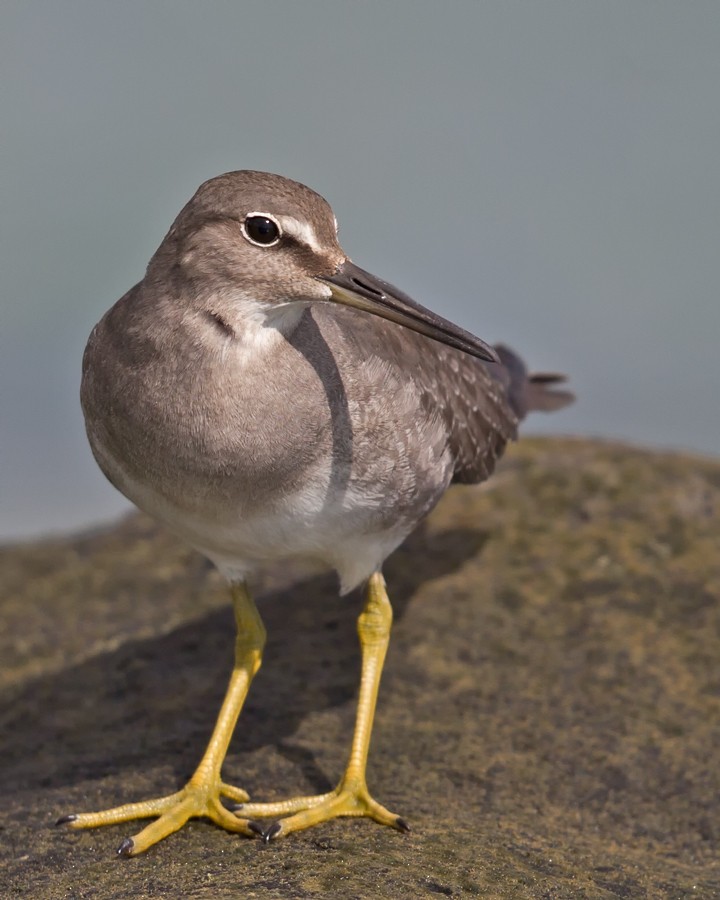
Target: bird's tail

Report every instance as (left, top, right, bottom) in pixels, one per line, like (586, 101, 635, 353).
(492, 343, 575, 419)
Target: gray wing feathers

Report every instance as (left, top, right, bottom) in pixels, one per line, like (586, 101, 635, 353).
(326, 310, 573, 488)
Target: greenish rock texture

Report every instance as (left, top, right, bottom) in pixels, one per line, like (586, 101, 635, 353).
(1, 438, 719, 898)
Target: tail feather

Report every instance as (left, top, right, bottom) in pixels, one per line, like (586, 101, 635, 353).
(492, 343, 575, 419)
(525, 373, 575, 413)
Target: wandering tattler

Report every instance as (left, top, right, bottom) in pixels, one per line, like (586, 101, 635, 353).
(70, 170, 573, 856)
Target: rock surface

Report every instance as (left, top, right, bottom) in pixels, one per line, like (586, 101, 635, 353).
(1, 438, 719, 898)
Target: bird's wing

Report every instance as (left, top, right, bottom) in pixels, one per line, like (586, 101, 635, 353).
(321, 307, 529, 485)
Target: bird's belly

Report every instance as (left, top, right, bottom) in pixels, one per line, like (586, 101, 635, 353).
(96, 441, 431, 593)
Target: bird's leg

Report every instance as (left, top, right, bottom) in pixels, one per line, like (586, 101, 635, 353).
(59, 581, 265, 855)
(239, 571, 409, 840)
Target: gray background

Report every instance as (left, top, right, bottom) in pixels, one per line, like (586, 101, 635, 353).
(2, 1, 719, 541)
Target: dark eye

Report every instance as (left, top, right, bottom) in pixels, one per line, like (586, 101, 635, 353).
(243, 214, 280, 246)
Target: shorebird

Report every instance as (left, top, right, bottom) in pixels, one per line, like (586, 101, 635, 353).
(70, 170, 572, 856)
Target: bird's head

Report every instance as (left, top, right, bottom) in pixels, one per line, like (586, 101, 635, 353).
(147, 170, 498, 362)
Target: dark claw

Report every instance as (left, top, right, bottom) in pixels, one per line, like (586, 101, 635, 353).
(117, 837, 135, 858)
(262, 820, 282, 844)
(227, 802, 245, 812)
(55, 814, 77, 826)
(247, 820, 265, 837)
(395, 816, 411, 833)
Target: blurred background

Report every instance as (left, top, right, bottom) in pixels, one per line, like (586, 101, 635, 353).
(2, 1, 719, 542)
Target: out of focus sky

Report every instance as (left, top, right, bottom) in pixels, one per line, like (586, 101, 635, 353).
(2, 1, 719, 541)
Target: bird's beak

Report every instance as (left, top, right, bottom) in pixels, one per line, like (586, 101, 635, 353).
(317, 260, 499, 363)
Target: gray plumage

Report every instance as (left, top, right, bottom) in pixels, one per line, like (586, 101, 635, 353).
(81, 170, 572, 592)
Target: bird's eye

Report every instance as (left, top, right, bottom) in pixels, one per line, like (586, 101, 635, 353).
(242, 214, 281, 247)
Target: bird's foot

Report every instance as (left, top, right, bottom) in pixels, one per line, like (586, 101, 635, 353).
(237, 779, 409, 842)
(57, 779, 254, 856)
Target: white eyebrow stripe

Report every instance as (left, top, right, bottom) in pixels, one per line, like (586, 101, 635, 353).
(278, 215, 323, 253)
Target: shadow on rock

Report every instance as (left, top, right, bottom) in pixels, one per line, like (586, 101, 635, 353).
(0, 525, 488, 796)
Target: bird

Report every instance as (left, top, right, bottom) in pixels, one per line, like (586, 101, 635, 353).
(68, 170, 573, 856)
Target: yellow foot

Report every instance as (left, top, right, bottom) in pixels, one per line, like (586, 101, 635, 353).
(57, 780, 255, 856)
(238, 781, 410, 842)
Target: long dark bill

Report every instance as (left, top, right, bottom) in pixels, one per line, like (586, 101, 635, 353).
(317, 260, 499, 364)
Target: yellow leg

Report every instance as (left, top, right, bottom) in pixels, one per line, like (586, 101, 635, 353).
(240, 571, 409, 840)
(58, 581, 265, 856)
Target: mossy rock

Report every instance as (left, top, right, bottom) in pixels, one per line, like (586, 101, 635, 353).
(1, 438, 719, 898)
